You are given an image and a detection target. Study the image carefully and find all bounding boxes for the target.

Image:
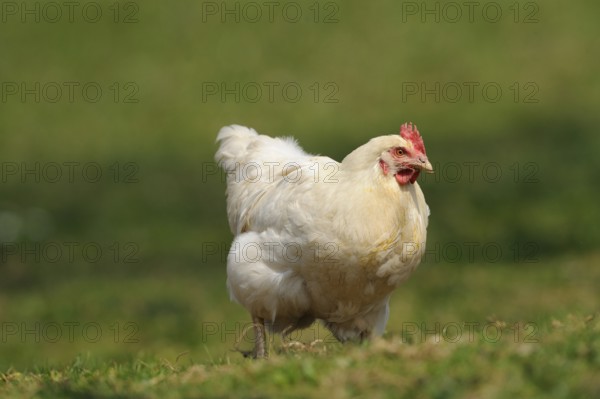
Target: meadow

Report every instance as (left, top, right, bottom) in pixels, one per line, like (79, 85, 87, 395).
(0, 1, 599, 397)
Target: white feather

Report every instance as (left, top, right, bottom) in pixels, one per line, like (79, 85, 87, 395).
(215, 125, 430, 340)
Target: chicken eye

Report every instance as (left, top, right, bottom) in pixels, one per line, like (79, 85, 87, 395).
(394, 147, 404, 156)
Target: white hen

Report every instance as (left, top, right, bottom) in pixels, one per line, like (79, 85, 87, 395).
(215, 124, 432, 357)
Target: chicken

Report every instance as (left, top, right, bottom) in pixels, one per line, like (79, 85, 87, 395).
(215, 123, 432, 358)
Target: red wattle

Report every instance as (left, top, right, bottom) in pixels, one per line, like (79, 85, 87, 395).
(379, 159, 389, 175)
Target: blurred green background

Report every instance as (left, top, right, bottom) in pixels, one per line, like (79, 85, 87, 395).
(0, 0, 598, 370)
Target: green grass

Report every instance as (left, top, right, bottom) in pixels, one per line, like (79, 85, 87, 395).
(1, 254, 599, 398)
(1, 315, 599, 398)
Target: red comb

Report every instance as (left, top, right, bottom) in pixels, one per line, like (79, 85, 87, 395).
(400, 122, 426, 154)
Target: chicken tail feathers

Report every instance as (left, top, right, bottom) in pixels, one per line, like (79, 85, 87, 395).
(215, 125, 312, 235)
(215, 125, 260, 172)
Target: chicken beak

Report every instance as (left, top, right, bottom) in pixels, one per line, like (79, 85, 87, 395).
(417, 157, 434, 173)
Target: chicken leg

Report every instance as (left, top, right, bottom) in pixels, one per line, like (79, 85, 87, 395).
(252, 316, 267, 359)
